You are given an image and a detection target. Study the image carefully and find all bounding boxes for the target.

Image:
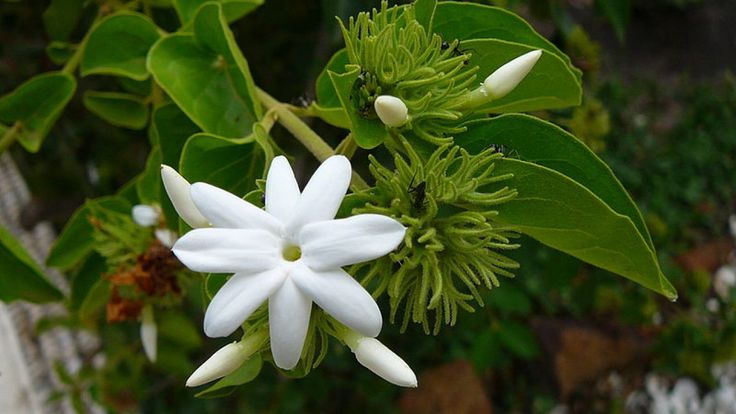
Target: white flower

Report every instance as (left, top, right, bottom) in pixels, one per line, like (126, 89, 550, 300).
(374, 95, 409, 128)
(132, 204, 160, 227)
(344, 333, 417, 387)
(169, 155, 406, 370)
(160, 165, 210, 229)
(482, 49, 542, 100)
(714, 265, 736, 300)
(140, 305, 157, 362)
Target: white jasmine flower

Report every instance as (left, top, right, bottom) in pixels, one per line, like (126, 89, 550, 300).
(343, 331, 417, 387)
(374, 95, 409, 128)
(140, 305, 157, 362)
(155, 228, 178, 248)
(483, 49, 542, 100)
(169, 155, 406, 370)
(160, 165, 210, 229)
(132, 204, 160, 227)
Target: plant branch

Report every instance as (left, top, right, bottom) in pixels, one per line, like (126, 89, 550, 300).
(0, 122, 21, 154)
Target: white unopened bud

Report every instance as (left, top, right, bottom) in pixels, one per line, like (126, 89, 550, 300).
(186, 340, 253, 387)
(714, 265, 736, 300)
(132, 204, 159, 227)
(348, 336, 417, 387)
(155, 228, 178, 248)
(140, 305, 157, 363)
(374, 95, 409, 128)
(483, 50, 542, 100)
(160, 165, 209, 228)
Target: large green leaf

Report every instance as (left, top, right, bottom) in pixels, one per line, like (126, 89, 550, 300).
(457, 114, 653, 251)
(488, 158, 676, 299)
(414, 0, 437, 33)
(136, 147, 163, 204)
(0, 224, 62, 303)
(81, 12, 161, 80)
(43, 0, 84, 41)
(195, 354, 262, 398)
(0, 72, 76, 152)
(432, 1, 581, 79)
(47, 197, 132, 269)
(464, 39, 581, 112)
(179, 132, 265, 197)
(315, 49, 348, 108)
(83, 91, 148, 129)
(148, 3, 261, 138)
(328, 66, 389, 149)
(174, 0, 263, 25)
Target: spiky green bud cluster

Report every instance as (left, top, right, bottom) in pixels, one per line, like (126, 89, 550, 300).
(350, 139, 520, 334)
(339, 1, 478, 145)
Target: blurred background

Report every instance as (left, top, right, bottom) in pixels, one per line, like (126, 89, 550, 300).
(1, 0, 735, 412)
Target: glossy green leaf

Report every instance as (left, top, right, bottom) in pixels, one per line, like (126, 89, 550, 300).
(0, 224, 63, 303)
(81, 12, 161, 80)
(488, 158, 676, 299)
(465, 39, 581, 112)
(0, 72, 76, 152)
(316, 49, 348, 108)
(43, 0, 84, 41)
(457, 114, 653, 251)
(70, 253, 106, 311)
(195, 354, 262, 398)
(83, 91, 148, 129)
(78, 278, 110, 321)
(136, 147, 163, 204)
(174, 0, 263, 25)
(328, 66, 389, 149)
(46, 41, 76, 65)
(148, 3, 261, 137)
(179, 132, 265, 196)
(433, 1, 581, 79)
(47, 197, 132, 269)
(414, 0, 437, 33)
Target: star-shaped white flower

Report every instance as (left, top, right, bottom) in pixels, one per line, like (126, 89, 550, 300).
(168, 155, 405, 369)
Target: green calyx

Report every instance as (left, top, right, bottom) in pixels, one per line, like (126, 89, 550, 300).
(350, 139, 521, 334)
(339, 1, 479, 145)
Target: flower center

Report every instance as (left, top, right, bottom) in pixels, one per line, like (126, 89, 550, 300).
(282, 244, 302, 262)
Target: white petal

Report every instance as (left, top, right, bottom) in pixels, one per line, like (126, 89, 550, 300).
(140, 305, 157, 362)
(173, 228, 280, 274)
(291, 263, 381, 337)
(132, 205, 159, 227)
(190, 182, 282, 233)
(186, 341, 250, 387)
(204, 267, 287, 337)
(269, 277, 312, 369)
(483, 49, 542, 100)
(160, 165, 210, 228)
(265, 156, 301, 223)
(285, 155, 351, 237)
(353, 337, 417, 387)
(300, 214, 405, 271)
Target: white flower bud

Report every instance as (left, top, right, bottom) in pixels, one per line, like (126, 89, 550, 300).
(132, 204, 159, 227)
(350, 336, 417, 387)
(186, 341, 250, 387)
(714, 265, 736, 300)
(483, 50, 542, 100)
(155, 228, 178, 248)
(140, 305, 157, 363)
(160, 165, 210, 229)
(374, 95, 409, 128)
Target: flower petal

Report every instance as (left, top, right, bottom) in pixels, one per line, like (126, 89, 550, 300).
(265, 156, 300, 223)
(300, 214, 405, 271)
(190, 182, 282, 233)
(285, 155, 351, 236)
(291, 263, 381, 337)
(173, 228, 280, 274)
(269, 277, 312, 369)
(204, 267, 287, 337)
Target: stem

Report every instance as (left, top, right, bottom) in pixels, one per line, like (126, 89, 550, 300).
(449, 86, 490, 111)
(257, 88, 370, 192)
(335, 134, 357, 158)
(0, 122, 21, 154)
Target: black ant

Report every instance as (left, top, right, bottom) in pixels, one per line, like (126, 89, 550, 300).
(488, 144, 519, 158)
(407, 173, 427, 212)
(441, 40, 471, 65)
(290, 94, 312, 108)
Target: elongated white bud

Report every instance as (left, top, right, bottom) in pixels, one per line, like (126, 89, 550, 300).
(348, 336, 417, 387)
(483, 50, 542, 100)
(186, 341, 250, 387)
(140, 305, 157, 362)
(374, 95, 409, 128)
(160, 165, 209, 228)
(132, 204, 159, 227)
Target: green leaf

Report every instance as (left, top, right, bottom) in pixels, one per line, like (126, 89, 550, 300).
(195, 354, 262, 398)
(414, 0, 437, 33)
(157, 311, 202, 350)
(488, 158, 676, 299)
(78, 278, 110, 321)
(117, 77, 153, 96)
(433, 1, 581, 79)
(0, 224, 63, 303)
(497, 320, 539, 360)
(465, 40, 581, 112)
(47, 197, 132, 269)
(70, 253, 106, 311)
(83, 91, 148, 129)
(328, 66, 389, 149)
(46, 41, 76, 65)
(81, 12, 161, 80)
(457, 114, 653, 251)
(0, 72, 76, 152)
(43, 0, 84, 41)
(179, 132, 265, 196)
(136, 147, 163, 204)
(312, 49, 350, 128)
(484, 283, 531, 316)
(173, 0, 264, 25)
(148, 3, 261, 137)
(596, 0, 629, 41)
